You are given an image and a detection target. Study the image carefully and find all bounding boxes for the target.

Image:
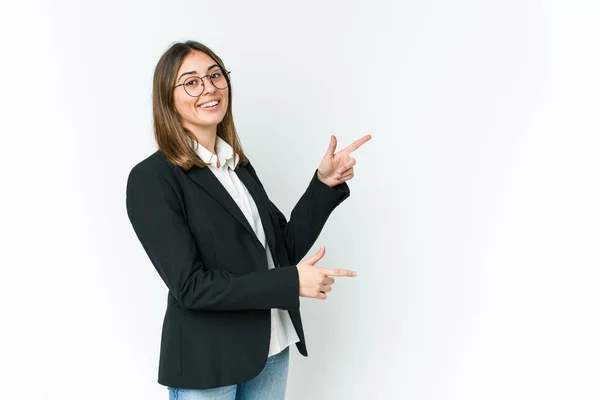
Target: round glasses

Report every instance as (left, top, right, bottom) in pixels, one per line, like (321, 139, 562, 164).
(173, 68, 231, 97)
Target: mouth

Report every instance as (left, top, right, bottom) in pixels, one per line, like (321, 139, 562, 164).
(197, 99, 222, 111)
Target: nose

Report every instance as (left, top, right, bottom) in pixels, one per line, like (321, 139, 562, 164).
(201, 76, 218, 94)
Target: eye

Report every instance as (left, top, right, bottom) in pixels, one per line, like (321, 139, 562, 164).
(185, 79, 199, 86)
(211, 72, 222, 79)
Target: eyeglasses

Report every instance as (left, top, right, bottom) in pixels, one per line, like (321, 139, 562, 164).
(173, 68, 231, 97)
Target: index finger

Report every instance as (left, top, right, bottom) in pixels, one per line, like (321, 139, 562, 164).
(322, 268, 357, 277)
(342, 134, 372, 154)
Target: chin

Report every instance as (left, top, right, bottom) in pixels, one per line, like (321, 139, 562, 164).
(195, 117, 224, 128)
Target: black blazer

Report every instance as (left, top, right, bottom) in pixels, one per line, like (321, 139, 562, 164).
(125, 151, 350, 389)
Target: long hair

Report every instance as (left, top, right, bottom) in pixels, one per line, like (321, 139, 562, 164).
(152, 40, 248, 170)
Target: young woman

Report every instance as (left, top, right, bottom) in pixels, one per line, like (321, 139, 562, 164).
(126, 40, 371, 399)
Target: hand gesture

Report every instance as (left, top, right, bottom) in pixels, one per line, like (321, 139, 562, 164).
(297, 246, 356, 300)
(317, 134, 372, 187)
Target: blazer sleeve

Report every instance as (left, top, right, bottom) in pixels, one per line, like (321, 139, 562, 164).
(246, 162, 351, 265)
(125, 164, 300, 311)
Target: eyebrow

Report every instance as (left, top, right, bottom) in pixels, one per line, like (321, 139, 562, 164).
(177, 64, 220, 82)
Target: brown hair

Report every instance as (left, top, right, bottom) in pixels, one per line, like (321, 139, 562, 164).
(152, 40, 248, 170)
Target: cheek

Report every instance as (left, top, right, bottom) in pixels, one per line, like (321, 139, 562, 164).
(222, 92, 230, 110)
(174, 95, 196, 116)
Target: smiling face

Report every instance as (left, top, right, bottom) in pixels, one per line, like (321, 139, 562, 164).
(173, 50, 229, 140)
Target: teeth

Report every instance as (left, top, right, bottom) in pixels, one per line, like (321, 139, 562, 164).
(201, 100, 219, 108)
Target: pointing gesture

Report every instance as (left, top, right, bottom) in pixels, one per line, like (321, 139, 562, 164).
(297, 246, 356, 300)
(317, 134, 372, 187)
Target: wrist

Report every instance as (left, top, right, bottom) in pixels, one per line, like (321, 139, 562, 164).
(316, 169, 325, 183)
(316, 170, 335, 188)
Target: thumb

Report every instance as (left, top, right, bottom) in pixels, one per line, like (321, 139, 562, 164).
(325, 135, 337, 156)
(306, 245, 326, 265)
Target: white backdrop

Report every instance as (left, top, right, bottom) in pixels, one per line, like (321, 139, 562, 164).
(1, 1, 599, 399)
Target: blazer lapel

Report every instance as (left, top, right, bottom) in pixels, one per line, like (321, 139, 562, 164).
(187, 166, 258, 243)
(235, 166, 277, 256)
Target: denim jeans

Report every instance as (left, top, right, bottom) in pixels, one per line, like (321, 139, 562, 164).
(168, 346, 290, 400)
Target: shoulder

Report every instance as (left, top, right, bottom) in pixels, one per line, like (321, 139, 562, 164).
(129, 151, 184, 178)
(239, 158, 257, 175)
(127, 151, 183, 194)
(129, 150, 173, 174)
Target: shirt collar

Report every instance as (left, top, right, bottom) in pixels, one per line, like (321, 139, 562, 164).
(193, 136, 239, 170)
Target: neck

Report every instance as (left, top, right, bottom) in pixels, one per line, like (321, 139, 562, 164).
(188, 124, 218, 154)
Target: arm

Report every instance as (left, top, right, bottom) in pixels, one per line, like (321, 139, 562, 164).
(273, 170, 350, 264)
(245, 162, 350, 265)
(125, 164, 300, 311)
(276, 134, 370, 263)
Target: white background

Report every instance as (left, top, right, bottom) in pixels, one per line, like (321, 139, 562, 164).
(1, 1, 599, 399)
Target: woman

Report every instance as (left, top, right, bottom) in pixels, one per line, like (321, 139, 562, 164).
(126, 40, 371, 399)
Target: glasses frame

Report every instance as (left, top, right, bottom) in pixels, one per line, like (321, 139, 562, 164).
(173, 69, 231, 97)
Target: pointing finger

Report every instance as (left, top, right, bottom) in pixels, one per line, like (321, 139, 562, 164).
(322, 268, 357, 277)
(342, 134, 372, 154)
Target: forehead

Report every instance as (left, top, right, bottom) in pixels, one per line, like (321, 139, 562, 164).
(177, 51, 218, 75)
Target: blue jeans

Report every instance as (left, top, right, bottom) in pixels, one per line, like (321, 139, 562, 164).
(168, 347, 290, 400)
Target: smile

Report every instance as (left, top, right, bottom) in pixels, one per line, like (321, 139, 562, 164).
(198, 99, 221, 109)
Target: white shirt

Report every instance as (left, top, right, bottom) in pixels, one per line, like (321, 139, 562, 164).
(193, 136, 300, 356)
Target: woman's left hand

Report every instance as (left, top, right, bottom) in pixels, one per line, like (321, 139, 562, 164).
(317, 134, 372, 187)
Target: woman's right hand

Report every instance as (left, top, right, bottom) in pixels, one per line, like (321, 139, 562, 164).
(296, 246, 357, 299)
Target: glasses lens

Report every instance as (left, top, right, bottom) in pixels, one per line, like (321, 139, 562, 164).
(210, 69, 228, 90)
(183, 77, 203, 97)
